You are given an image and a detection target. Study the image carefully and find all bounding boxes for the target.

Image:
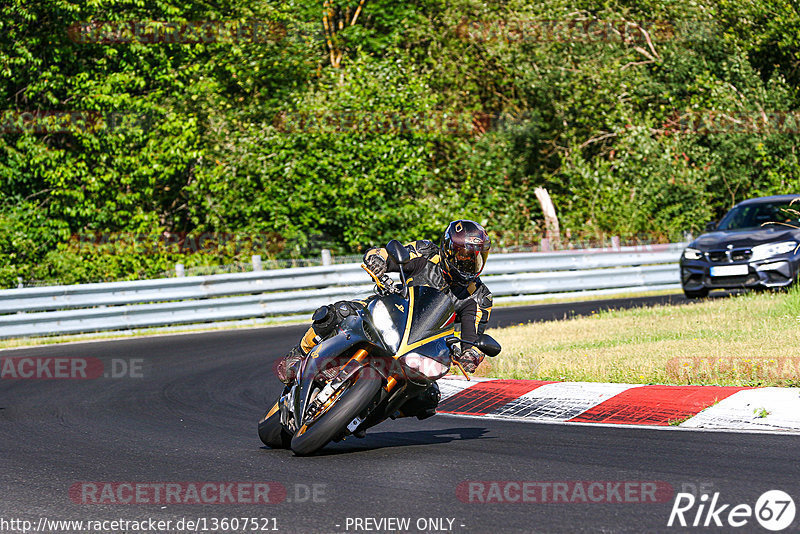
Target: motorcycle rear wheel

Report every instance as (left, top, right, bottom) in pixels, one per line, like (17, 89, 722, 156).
(258, 401, 291, 449)
(290, 366, 381, 456)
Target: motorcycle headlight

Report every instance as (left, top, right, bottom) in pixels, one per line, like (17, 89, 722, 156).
(751, 241, 798, 261)
(371, 300, 400, 347)
(682, 248, 703, 260)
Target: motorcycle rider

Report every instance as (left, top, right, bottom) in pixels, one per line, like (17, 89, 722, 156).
(275, 219, 493, 420)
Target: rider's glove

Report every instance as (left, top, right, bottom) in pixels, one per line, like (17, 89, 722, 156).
(364, 254, 387, 278)
(454, 346, 485, 373)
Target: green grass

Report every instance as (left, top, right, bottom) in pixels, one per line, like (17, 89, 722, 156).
(478, 286, 800, 387)
(493, 288, 681, 308)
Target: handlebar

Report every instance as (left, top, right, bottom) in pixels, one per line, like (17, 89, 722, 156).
(360, 264, 401, 295)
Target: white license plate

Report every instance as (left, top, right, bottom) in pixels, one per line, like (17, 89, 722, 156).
(710, 265, 749, 277)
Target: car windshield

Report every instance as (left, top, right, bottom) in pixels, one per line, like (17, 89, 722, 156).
(717, 200, 800, 230)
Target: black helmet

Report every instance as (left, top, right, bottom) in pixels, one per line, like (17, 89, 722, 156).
(440, 220, 491, 284)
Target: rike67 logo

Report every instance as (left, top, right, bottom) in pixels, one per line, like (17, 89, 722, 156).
(668, 490, 796, 531)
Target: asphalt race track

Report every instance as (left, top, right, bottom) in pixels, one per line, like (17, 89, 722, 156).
(2, 294, 799, 533)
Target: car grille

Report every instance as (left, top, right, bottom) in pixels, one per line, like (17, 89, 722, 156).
(706, 248, 752, 263)
(707, 274, 758, 287)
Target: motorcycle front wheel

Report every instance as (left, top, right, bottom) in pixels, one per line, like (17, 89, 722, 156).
(258, 400, 291, 449)
(290, 366, 381, 456)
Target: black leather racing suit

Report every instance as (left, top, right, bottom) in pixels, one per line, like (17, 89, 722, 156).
(363, 239, 493, 351)
(278, 240, 493, 419)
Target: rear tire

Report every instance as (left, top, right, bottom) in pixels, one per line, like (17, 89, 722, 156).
(683, 287, 709, 299)
(258, 402, 291, 449)
(290, 366, 381, 456)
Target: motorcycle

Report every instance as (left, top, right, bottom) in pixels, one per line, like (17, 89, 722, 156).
(258, 240, 501, 455)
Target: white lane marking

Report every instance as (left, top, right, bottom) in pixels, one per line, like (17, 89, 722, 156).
(438, 412, 800, 436)
(492, 381, 639, 421)
(438, 376, 492, 400)
(680, 387, 800, 431)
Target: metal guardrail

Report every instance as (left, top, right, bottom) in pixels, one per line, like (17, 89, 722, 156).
(0, 243, 685, 338)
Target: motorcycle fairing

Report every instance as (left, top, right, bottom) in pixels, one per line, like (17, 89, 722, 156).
(394, 286, 455, 358)
(365, 287, 455, 383)
(293, 326, 371, 423)
(398, 336, 451, 382)
(292, 286, 455, 429)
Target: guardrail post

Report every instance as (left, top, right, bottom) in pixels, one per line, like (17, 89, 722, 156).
(540, 238, 551, 252)
(17, 277, 23, 289)
(252, 255, 263, 271)
(321, 249, 332, 266)
(175, 263, 185, 277)
(611, 236, 621, 250)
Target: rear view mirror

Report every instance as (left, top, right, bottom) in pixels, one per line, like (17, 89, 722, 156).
(475, 334, 502, 357)
(705, 221, 718, 232)
(386, 239, 410, 265)
(448, 334, 502, 357)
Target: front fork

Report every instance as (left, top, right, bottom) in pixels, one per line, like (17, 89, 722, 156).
(279, 384, 296, 431)
(334, 348, 409, 434)
(339, 348, 406, 399)
(285, 347, 408, 436)
(310, 348, 371, 410)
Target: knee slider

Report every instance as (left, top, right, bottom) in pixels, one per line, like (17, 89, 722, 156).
(425, 382, 441, 403)
(333, 300, 360, 320)
(311, 305, 337, 337)
(333, 300, 364, 324)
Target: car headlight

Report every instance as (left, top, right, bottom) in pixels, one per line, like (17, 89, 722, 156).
(750, 241, 798, 261)
(682, 248, 703, 260)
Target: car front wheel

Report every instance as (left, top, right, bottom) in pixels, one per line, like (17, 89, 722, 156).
(683, 287, 709, 299)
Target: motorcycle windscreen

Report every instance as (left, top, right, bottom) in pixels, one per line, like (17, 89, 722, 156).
(397, 286, 455, 357)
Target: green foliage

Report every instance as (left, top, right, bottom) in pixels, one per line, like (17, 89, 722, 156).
(1, 0, 800, 286)
(187, 54, 443, 254)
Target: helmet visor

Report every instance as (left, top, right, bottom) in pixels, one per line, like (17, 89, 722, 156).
(448, 243, 489, 276)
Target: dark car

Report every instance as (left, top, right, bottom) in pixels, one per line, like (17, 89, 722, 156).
(680, 195, 800, 298)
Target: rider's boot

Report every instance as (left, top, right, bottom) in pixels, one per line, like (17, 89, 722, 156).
(394, 382, 441, 420)
(276, 343, 307, 385)
(276, 305, 339, 385)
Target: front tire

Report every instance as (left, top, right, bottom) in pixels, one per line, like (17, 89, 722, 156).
(258, 401, 291, 449)
(290, 366, 381, 456)
(683, 287, 709, 299)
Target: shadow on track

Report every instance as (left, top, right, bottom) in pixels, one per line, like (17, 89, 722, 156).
(259, 426, 492, 456)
